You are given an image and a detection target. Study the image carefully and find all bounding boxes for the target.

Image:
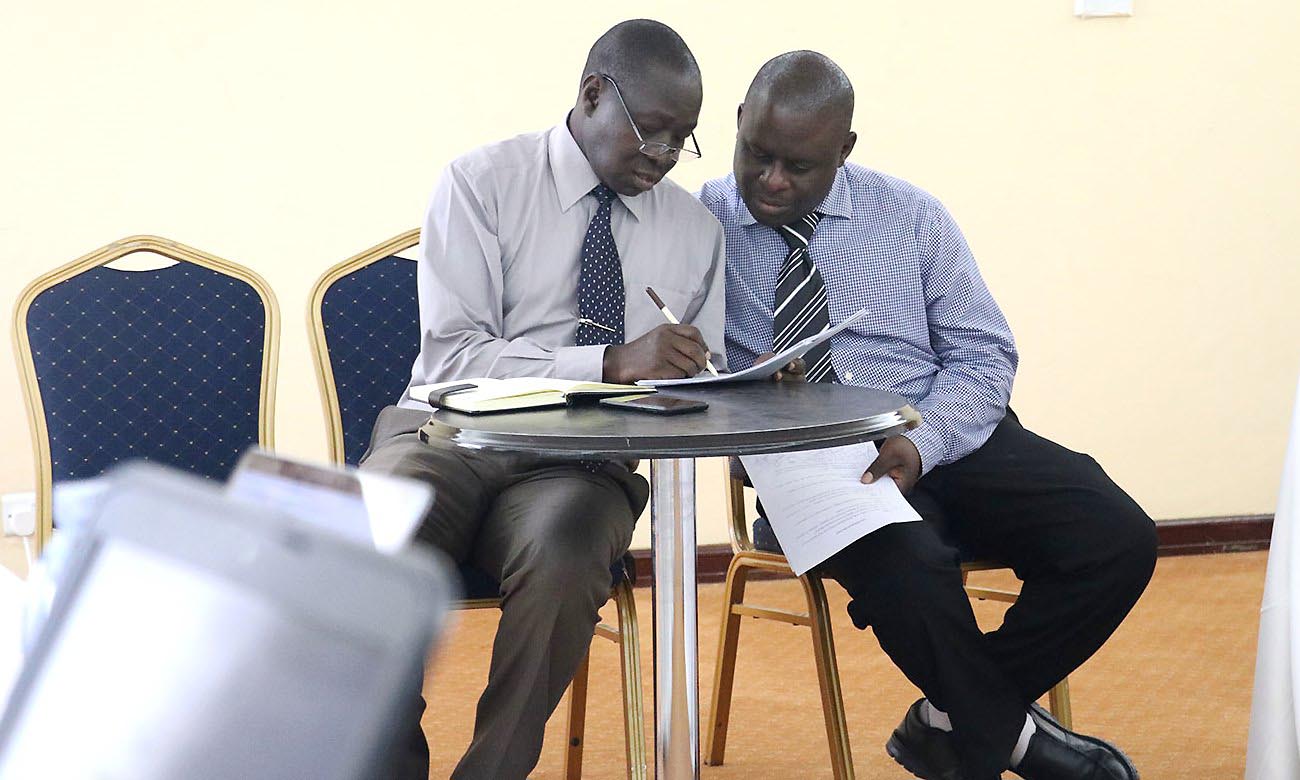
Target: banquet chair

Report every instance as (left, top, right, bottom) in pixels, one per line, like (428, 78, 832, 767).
(705, 457, 1073, 779)
(308, 229, 647, 779)
(13, 235, 279, 553)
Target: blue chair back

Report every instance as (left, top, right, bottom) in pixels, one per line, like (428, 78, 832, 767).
(14, 236, 278, 550)
(310, 232, 630, 601)
(313, 251, 419, 465)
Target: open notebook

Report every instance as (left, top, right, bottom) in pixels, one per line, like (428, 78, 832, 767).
(408, 378, 655, 414)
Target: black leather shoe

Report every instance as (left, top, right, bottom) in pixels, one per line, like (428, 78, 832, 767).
(886, 699, 965, 780)
(1014, 703, 1139, 780)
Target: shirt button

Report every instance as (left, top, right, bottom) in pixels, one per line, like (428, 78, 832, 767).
(844, 371, 854, 382)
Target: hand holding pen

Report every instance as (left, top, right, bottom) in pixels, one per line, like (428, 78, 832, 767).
(595, 291, 715, 384)
(645, 287, 720, 377)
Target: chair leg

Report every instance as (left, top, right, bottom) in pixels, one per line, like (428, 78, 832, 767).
(705, 556, 751, 766)
(800, 575, 855, 780)
(1047, 677, 1073, 730)
(564, 649, 592, 780)
(612, 578, 648, 780)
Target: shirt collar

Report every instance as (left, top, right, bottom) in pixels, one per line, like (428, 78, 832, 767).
(735, 166, 854, 227)
(548, 118, 646, 222)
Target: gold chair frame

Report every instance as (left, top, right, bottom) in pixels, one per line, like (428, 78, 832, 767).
(307, 231, 646, 780)
(706, 463, 1072, 779)
(12, 235, 280, 554)
(307, 228, 421, 465)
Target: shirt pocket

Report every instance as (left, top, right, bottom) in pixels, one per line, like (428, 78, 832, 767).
(623, 278, 698, 320)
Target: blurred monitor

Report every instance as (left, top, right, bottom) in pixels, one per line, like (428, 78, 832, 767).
(227, 449, 431, 554)
(0, 464, 451, 780)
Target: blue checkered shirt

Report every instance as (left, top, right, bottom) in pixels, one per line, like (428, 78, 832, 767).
(699, 164, 1018, 476)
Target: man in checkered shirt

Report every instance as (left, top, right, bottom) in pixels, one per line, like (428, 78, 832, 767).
(700, 51, 1156, 780)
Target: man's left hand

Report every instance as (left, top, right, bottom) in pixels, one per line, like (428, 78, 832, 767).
(753, 352, 806, 382)
(861, 436, 922, 494)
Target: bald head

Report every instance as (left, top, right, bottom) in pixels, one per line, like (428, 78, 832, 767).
(732, 51, 857, 226)
(744, 50, 854, 133)
(581, 19, 701, 95)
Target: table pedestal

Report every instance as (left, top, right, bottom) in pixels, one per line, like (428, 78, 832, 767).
(650, 458, 698, 780)
(423, 384, 917, 779)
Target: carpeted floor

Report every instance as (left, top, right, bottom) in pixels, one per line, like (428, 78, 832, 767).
(420, 550, 1267, 779)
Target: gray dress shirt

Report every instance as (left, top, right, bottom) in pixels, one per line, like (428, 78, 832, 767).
(398, 120, 727, 409)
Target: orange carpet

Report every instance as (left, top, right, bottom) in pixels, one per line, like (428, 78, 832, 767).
(420, 550, 1267, 779)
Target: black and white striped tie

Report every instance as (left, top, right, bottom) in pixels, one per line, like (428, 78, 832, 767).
(774, 213, 837, 383)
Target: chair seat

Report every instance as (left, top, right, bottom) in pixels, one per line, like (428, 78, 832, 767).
(458, 555, 633, 601)
(720, 481, 1073, 778)
(458, 563, 505, 600)
(752, 515, 785, 555)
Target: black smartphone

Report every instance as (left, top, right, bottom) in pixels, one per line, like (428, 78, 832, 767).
(599, 394, 708, 415)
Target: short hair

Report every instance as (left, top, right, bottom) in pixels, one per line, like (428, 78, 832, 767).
(581, 19, 700, 92)
(745, 50, 854, 129)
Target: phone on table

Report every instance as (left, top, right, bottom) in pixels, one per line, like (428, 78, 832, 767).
(599, 394, 708, 415)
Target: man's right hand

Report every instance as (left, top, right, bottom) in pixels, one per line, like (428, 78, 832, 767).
(603, 324, 710, 384)
(754, 352, 807, 382)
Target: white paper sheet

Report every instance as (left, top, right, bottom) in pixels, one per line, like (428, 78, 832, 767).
(740, 441, 922, 575)
(638, 308, 869, 387)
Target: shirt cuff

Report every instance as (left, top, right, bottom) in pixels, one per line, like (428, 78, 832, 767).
(555, 344, 608, 382)
(902, 423, 946, 478)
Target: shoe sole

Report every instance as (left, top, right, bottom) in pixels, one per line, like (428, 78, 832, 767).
(886, 731, 953, 780)
(1028, 704, 1140, 780)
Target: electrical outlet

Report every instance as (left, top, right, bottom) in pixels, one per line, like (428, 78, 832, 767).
(2, 492, 36, 537)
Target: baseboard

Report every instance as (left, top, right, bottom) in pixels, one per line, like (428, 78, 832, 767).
(1153, 514, 1273, 557)
(627, 514, 1274, 586)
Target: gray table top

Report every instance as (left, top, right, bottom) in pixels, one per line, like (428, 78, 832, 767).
(419, 382, 919, 459)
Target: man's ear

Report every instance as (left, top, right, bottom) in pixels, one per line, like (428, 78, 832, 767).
(578, 74, 603, 118)
(838, 131, 858, 167)
(736, 102, 744, 129)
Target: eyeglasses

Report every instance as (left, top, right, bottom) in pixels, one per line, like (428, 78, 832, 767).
(600, 74, 702, 161)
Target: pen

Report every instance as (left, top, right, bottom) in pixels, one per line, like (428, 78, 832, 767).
(645, 286, 719, 377)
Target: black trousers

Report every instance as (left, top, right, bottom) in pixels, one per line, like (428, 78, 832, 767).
(816, 410, 1157, 780)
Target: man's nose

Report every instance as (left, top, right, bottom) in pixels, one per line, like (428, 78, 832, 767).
(760, 163, 790, 192)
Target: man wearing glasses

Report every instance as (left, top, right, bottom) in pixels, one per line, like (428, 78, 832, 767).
(361, 19, 724, 780)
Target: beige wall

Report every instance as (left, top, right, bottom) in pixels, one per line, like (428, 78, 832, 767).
(2, 1, 1298, 551)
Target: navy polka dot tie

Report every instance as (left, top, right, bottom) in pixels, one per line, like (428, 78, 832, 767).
(576, 184, 625, 348)
(575, 185, 625, 475)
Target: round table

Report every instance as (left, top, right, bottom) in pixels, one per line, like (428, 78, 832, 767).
(422, 382, 918, 780)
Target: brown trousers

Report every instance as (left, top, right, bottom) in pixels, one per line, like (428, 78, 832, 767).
(360, 406, 647, 780)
